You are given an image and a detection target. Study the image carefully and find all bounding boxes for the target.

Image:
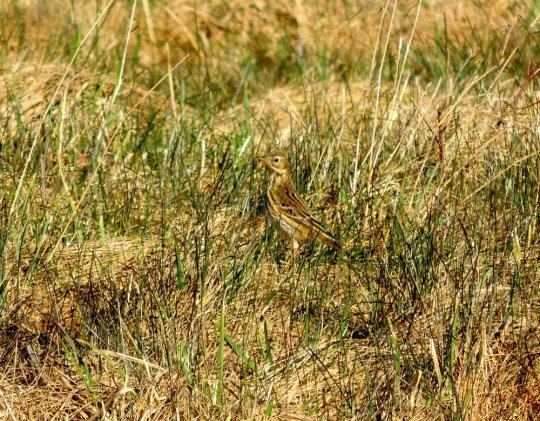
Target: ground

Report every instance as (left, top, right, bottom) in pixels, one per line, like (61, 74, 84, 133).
(0, 0, 539, 419)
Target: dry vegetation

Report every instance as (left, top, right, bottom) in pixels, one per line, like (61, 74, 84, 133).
(1, 0, 540, 419)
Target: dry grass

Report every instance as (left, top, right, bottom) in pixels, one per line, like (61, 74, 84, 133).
(1, 0, 540, 419)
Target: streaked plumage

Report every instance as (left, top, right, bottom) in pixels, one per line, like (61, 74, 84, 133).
(259, 150, 340, 257)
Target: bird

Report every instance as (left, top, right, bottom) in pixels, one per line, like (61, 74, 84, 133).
(258, 150, 341, 258)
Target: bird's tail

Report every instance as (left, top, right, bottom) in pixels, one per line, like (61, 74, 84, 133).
(316, 230, 341, 252)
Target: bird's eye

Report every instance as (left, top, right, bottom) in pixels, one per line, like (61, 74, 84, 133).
(273, 157, 279, 163)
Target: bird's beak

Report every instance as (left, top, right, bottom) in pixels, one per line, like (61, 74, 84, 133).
(257, 155, 270, 168)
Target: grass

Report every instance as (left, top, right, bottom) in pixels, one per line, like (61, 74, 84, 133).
(1, 0, 540, 419)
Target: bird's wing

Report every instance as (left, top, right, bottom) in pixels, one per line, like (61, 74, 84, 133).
(274, 182, 340, 249)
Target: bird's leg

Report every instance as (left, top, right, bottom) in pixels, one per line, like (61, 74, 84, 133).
(291, 239, 300, 260)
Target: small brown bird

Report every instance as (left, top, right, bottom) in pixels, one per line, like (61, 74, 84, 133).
(259, 150, 341, 258)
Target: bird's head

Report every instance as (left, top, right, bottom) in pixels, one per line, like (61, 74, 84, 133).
(258, 150, 291, 176)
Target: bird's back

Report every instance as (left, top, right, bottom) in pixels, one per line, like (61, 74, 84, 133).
(266, 173, 341, 251)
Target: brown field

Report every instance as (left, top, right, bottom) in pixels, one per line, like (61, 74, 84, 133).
(1, 0, 539, 419)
